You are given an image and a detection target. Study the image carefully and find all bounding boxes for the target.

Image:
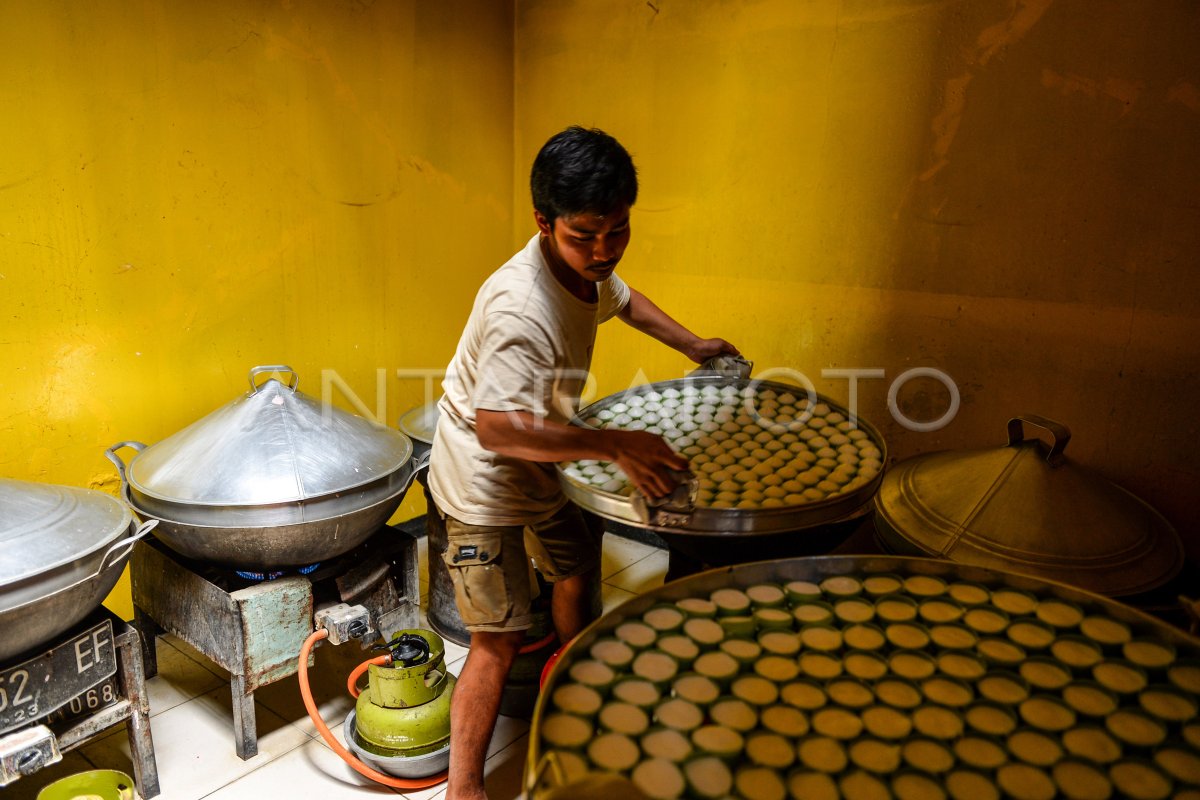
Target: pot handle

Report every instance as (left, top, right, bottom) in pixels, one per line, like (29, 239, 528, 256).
(1007, 415, 1071, 464)
(93, 519, 159, 579)
(401, 450, 431, 494)
(249, 365, 299, 393)
(105, 440, 148, 487)
(689, 353, 753, 380)
(630, 469, 698, 529)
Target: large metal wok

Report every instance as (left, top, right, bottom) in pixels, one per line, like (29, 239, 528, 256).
(557, 376, 888, 536)
(526, 554, 1200, 800)
(398, 401, 439, 464)
(106, 366, 421, 569)
(0, 478, 154, 662)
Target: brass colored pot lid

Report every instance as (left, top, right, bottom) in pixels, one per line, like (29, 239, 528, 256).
(125, 366, 412, 507)
(873, 415, 1184, 597)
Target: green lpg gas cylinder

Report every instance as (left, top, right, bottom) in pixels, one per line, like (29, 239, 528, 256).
(354, 629, 456, 758)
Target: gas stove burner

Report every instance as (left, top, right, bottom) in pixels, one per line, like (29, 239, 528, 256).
(234, 562, 321, 582)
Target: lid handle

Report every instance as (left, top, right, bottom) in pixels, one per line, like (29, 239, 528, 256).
(1006, 415, 1071, 464)
(249, 365, 299, 393)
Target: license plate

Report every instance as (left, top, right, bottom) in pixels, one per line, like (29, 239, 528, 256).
(0, 620, 116, 735)
(40, 674, 122, 732)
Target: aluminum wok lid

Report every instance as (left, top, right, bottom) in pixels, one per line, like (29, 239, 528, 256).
(0, 477, 132, 586)
(398, 402, 440, 445)
(124, 365, 413, 507)
(873, 414, 1185, 597)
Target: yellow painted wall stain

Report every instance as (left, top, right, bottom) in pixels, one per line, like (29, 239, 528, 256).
(1041, 69, 1144, 112)
(1167, 80, 1200, 112)
(973, 0, 1054, 68)
(921, 0, 1053, 181)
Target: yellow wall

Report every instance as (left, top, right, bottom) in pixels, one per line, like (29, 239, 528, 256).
(515, 0, 1200, 560)
(5, 0, 1200, 627)
(0, 0, 515, 617)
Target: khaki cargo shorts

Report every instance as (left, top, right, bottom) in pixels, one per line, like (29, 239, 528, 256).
(430, 500, 603, 633)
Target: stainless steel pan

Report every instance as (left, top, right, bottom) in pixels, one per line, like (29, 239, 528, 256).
(0, 477, 155, 661)
(557, 376, 887, 536)
(106, 366, 421, 568)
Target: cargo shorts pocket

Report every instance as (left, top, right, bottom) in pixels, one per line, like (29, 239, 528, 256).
(441, 532, 509, 626)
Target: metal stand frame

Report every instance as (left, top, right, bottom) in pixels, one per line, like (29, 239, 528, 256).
(0, 611, 160, 798)
(131, 527, 419, 760)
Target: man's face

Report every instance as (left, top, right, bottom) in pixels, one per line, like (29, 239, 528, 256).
(536, 205, 631, 284)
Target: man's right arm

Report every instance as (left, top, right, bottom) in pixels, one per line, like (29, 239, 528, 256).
(476, 409, 687, 498)
(617, 287, 739, 363)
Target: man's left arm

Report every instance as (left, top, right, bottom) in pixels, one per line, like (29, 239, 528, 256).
(617, 287, 740, 364)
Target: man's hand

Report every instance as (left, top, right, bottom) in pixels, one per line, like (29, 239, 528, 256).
(684, 337, 740, 364)
(475, 410, 688, 499)
(603, 429, 690, 499)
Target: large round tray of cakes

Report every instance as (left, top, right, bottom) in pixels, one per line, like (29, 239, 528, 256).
(524, 555, 1200, 800)
(557, 376, 888, 535)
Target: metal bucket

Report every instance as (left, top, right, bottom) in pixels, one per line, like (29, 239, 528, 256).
(344, 710, 450, 779)
(398, 402, 439, 477)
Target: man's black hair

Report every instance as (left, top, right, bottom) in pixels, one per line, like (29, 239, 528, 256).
(531, 126, 638, 226)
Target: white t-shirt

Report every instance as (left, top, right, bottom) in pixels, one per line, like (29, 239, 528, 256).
(429, 234, 631, 526)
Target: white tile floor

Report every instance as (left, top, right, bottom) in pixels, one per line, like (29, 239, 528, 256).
(9, 532, 668, 800)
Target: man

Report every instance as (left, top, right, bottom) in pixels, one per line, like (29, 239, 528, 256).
(427, 126, 738, 800)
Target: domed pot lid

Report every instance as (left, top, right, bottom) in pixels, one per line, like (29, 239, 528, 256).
(873, 415, 1184, 597)
(0, 477, 132, 588)
(398, 402, 440, 445)
(124, 366, 413, 508)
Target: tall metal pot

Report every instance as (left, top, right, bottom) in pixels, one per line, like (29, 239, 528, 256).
(107, 365, 420, 569)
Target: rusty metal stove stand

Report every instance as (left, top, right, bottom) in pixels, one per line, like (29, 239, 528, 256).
(0, 608, 160, 797)
(130, 526, 419, 760)
(65, 616, 159, 798)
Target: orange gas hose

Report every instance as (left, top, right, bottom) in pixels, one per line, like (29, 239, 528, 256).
(298, 629, 448, 790)
(519, 631, 558, 654)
